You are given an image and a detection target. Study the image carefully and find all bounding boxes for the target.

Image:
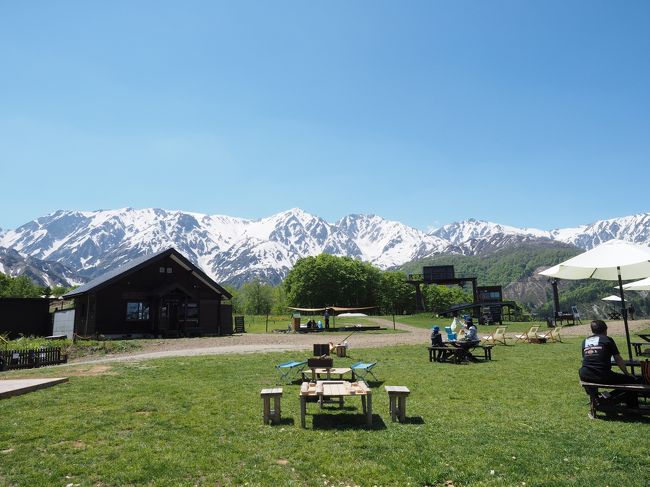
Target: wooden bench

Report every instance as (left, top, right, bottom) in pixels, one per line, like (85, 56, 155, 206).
(385, 386, 410, 423)
(476, 345, 494, 360)
(428, 346, 461, 363)
(579, 381, 650, 419)
(427, 345, 493, 364)
(260, 387, 283, 425)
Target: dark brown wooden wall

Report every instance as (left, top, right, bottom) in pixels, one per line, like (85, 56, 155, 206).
(0, 298, 52, 338)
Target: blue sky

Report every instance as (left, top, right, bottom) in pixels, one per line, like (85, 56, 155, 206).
(1, 1, 649, 232)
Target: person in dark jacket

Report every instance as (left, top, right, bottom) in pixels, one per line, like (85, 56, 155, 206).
(579, 320, 636, 385)
(430, 326, 449, 362)
(579, 320, 640, 409)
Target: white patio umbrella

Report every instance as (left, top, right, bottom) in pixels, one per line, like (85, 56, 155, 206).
(601, 295, 623, 302)
(539, 239, 650, 361)
(621, 276, 650, 291)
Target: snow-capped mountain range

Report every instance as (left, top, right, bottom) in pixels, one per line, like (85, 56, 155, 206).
(1, 208, 649, 287)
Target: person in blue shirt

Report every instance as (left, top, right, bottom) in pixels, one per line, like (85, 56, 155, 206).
(324, 308, 330, 329)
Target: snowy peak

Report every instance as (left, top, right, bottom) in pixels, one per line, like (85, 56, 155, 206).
(555, 213, 650, 249)
(1, 208, 650, 287)
(432, 218, 550, 245)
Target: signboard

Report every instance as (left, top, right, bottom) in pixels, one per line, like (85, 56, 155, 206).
(423, 265, 455, 282)
(234, 315, 245, 333)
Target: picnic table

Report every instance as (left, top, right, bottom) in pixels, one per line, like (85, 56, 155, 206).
(637, 334, 650, 343)
(299, 380, 372, 428)
(580, 380, 650, 419)
(428, 342, 493, 364)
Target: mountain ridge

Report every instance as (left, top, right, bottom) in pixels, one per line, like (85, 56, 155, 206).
(1, 208, 649, 287)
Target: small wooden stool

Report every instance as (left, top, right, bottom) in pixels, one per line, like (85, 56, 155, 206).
(385, 386, 410, 423)
(261, 387, 283, 425)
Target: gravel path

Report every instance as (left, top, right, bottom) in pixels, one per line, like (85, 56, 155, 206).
(64, 317, 649, 366)
(66, 318, 429, 365)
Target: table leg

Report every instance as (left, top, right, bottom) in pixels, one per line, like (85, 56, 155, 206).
(273, 395, 281, 424)
(398, 396, 407, 423)
(300, 396, 306, 428)
(263, 397, 270, 424)
(366, 394, 372, 427)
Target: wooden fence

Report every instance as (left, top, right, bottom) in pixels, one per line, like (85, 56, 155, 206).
(0, 347, 67, 371)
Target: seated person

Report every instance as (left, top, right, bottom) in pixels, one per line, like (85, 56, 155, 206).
(458, 324, 479, 346)
(579, 319, 640, 407)
(430, 326, 449, 362)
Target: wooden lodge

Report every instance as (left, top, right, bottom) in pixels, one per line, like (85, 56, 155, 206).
(63, 248, 233, 338)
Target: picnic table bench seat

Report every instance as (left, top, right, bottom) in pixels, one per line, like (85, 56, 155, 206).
(579, 380, 650, 419)
(427, 344, 493, 364)
(632, 342, 650, 356)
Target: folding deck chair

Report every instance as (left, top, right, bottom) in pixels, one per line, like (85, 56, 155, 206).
(481, 326, 508, 345)
(513, 326, 539, 343)
(276, 360, 307, 384)
(538, 326, 563, 343)
(351, 361, 378, 383)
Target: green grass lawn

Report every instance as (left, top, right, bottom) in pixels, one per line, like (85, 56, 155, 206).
(1, 337, 649, 486)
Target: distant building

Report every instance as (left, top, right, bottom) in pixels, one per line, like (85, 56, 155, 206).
(63, 248, 232, 338)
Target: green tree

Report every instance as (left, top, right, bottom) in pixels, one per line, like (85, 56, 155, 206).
(272, 285, 288, 315)
(422, 284, 472, 315)
(222, 285, 241, 314)
(240, 280, 274, 315)
(284, 254, 381, 308)
(379, 271, 415, 315)
(0, 274, 42, 298)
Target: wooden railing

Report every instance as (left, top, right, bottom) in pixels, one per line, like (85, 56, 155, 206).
(0, 347, 67, 371)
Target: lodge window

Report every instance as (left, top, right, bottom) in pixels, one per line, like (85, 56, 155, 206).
(126, 301, 150, 321)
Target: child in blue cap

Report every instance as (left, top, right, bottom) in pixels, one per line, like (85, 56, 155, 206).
(431, 326, 449, 362)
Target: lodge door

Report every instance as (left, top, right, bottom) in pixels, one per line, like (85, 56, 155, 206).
(160, 299, 181, 336)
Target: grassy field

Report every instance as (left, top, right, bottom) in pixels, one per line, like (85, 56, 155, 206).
(1, 333, 649, 486)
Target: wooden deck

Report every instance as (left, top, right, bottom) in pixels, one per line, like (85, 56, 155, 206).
(0, 378, 69, 399)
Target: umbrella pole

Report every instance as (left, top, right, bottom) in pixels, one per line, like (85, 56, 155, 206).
(616, 267, 633, 364)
